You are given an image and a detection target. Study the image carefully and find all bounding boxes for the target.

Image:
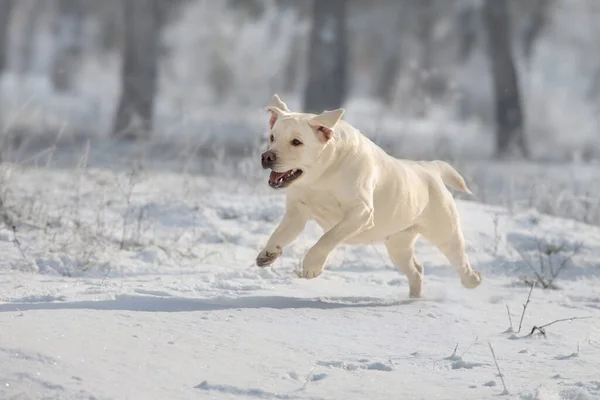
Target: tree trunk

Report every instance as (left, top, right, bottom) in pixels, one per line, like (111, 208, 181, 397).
(113, 0, 161, 139)
(51, 0, 83, 92)
(13, 0, 41, 77)
(0, 0, 14, 75)
(282, 33, 303, 94)
(483, 0, 529, 159)
(457, 4, 477, 64)
(302, 0, 348, 114)
(416, 0, 435, 76)
(521, 0, 552, 64)
(377, 46, 402, 105)
(411, 0, 436, 117)
(376, 8, 404, 106)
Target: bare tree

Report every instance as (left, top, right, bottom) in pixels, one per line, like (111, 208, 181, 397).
(410, 0, 437, 116)
(483, 0, 529, 159)
(377, 44, 402, 105)
(113, 0, 161, 139)
(0, 0, 15, 76)
(376, 7, 404, 105)
(520, 0, 553, 64)
(12, 0, 43, 77)
(280, 1, 310, 95)
(281, 32, 304, 95)
(457, 3, 478, 64)
(415, 0, 435, 77)
(51, 0, 84, 92)
(302, 0, 348, 114)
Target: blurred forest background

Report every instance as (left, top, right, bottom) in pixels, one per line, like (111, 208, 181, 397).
(1, 0, 600, 164)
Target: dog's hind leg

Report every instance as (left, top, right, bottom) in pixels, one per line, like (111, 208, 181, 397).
(417, 197, 482, 289)
(424, 228, 482, 289)
(385, 228, 424, 298)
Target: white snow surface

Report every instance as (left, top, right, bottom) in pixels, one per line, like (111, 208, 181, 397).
(0, 165, 599, 400)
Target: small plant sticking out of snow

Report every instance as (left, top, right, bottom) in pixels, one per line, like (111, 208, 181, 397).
(504, 304, 514, 333)
(516, 236, 583, 290)
(528, 317, 592, 338)
(488, 341, 510, 396)
(504, 281, 592, 340)
(443, 338, 482, 370)
(517, 282, 535, 334)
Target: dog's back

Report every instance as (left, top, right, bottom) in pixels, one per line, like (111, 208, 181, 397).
(330, 121, 471, 195)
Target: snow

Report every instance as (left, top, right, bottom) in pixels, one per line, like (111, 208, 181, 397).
(2, 1, 600, 397)
(0, 163, 599, 400)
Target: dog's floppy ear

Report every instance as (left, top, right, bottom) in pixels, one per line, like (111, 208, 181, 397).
(265, 94, 290, 129)
(308, 108, 345, 142)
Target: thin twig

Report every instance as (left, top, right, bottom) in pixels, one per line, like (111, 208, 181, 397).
(488, 342, 509, 396)
(529, 316, 592, 337)
(11, 225, 28, 260)
(99, 266, 112, 287)
(6, 223, 35, 270)
(535, 237, 545, 277)
(549, 241, 583, 286)
(300, 367, 315, 390)
(517, 281, 535, 333)
(505, 305, 513, 331)
(492, 213, 500, 255)
(370, 243, 389, 266)
(515, 248, 547, 287)
(460, 336, 478, 358)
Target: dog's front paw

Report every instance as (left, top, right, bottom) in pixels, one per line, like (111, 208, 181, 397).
(256, 246, 282, 267)
(295, 266, 323, 279)
(461, 270, 482, 289)
(297, 249, 326, 279)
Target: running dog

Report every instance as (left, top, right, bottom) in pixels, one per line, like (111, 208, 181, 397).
(256, 94, 482, 298)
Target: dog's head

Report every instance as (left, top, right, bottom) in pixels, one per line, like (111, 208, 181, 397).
(261, 94, 344, 190)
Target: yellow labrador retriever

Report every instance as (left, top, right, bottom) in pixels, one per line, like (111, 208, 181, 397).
(256, 94, 481, 298)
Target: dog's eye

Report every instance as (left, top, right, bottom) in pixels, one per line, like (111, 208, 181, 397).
(270, 135, 274, 143)
(291, 139, 303, 146)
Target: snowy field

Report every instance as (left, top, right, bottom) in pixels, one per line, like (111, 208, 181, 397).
(0, 160, 599, 400)
(2, 0, 600, 398)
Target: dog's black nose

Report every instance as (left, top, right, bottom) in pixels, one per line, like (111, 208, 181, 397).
(261, 150, 276, 169)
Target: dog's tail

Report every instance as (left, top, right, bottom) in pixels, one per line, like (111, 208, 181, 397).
(419, 160, 472, 194)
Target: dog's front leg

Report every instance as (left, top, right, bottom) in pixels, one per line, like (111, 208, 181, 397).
(300, 203, 374, 279)
(256, 204, 308, 268)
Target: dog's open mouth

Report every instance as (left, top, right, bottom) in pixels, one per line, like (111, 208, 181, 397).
(268, 169, 303, 189)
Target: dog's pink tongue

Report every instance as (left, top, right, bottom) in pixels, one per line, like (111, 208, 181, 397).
(269, 171, 286, 183)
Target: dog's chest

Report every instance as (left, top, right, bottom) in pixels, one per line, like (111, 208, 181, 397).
(298, 191, 345, 231)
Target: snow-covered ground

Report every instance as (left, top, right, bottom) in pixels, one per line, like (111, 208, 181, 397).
(2, 0, 600, 396)
(0, 163, 599, 400)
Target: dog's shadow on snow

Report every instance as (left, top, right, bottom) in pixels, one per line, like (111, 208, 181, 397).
(0, 294, 423, 313)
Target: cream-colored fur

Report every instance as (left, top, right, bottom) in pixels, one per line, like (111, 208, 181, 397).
(256, 94, 481, 298)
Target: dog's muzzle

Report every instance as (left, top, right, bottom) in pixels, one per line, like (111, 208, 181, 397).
(261, 150, 276, 169)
